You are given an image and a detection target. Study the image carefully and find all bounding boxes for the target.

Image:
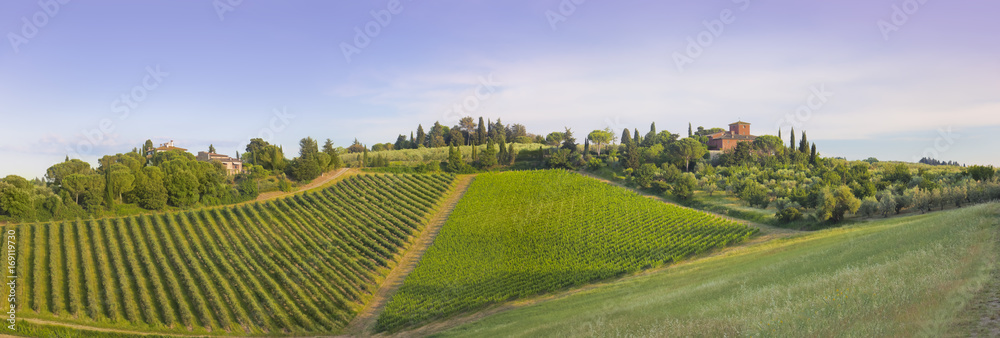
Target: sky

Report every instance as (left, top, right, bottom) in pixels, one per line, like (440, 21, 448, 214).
(1, 0, 998, 178)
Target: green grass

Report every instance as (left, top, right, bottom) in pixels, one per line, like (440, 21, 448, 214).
(4, 174, 456, 336)
(376, 170, 757, 332)
(437, 202, 1000, 337)
(342, 143, 549, 167)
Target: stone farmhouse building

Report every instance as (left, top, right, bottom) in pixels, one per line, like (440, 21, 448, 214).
(196, 151, 244, 175)
(707, 121, 757, 151)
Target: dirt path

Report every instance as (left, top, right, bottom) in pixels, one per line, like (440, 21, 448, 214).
(19, 318, 202, 337)
(256, 168, 350, 201)
(372, 172, 801, 337)
(343, 175, 476, 336)
(576, 171, 796, 236)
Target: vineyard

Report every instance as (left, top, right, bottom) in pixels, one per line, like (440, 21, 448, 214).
(376, 170, 758, 332)
(5, 173, 455, 335)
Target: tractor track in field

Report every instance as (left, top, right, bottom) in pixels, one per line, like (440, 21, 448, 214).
(342, 174, 476, 336)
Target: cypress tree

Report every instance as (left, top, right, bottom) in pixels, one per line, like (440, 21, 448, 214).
(688, 122, 693, 137)
(477, 117, 487, 144)
(799, 131, 808, 153)
(810, 143, 817, 164)
(625, 141, 641, 170)
(508, 144, 516, 165)
(633, 128, 641, 146)
(778, 128, 782, 140)
(584, 138, 590, 154)
(447, 144, 464, 172)
(621, 129, 632, 147)
(416, 124, 426, 148)
(498, 141, 508, 164)
(790, 127, 796, 150)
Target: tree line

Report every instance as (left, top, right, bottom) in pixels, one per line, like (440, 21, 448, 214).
(0, 137, 345, 223)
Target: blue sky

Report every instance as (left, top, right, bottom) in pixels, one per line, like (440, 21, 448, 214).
(1, 0, 997, 178)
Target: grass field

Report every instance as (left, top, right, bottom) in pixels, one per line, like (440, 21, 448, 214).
(437, 202, 1000, 337)
(376, 170, 757, 332)
(341, 143, 548, 167)
(4, 173, 455, 336)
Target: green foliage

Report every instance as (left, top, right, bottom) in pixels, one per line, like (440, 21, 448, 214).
(130, 166, 168, 210)
(815, 185, 861, 222)
(752, 135, 784, 156)
(479, 139, 498, 168)
(287, 156, 322, 182)
(0, 181, 33, 218)
(739, 182, 770, 209)
(587, 129, 613, 155)
(45, 159, 93, 188)
(885, 163, 912, 183)
(13, 174, 455, 335)
(446, 145, 465, 173)
(858, 196, 879, 217)
(634, 163, 658, 188)
(546, 148, 574, 170)
(560, 128, 577, 151)
(437, 204, 1000, 337)
(671, 172, 698, 200)
(671, 138, 708, 171)
(514, 136, 534, 144)
(966, 165, 995, 182)
(278, 177, 294, 192)
(377, 170, 756, 332)
(166, 171, 199, 208)
(876, 190, 896, 217)
(775, 206, 803, 223)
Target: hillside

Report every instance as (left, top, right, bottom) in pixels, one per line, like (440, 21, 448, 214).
(5, 173, 456, 336)
(376, 170, 757, 332)
(436, 202, 1000, 337)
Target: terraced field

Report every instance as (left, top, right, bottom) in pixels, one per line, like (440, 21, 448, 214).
(376, 170, 758, 332)
(5, 173, 455, 335)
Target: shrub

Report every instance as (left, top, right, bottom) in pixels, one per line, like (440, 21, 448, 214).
(775, 207, 803, 223)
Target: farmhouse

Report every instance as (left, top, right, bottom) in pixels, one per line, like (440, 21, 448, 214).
(146, 140, 186, 157)
(707, 121, 756, 151)
(196, 151, 244, 175)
